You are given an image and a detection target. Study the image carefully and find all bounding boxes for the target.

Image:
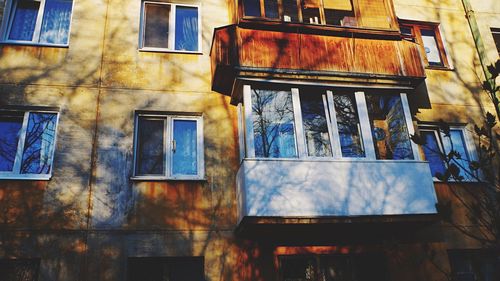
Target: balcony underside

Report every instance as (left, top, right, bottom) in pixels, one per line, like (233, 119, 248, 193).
(211, 25, 426, 99)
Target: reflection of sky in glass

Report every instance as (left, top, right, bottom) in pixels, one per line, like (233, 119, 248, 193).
(175, 6, 198, 51)
(300, 93, 332, 157)
(243, 0, 261, 17)
(39, 0, 73, 44)
(0, 114, 23, 172)
(421, 29, 442, 65)
(172, 120, 197, 175)
(21, 113, 57, 174)
(136, 118, 164, 176)
(8, 1, 39, 41)
(333, 94, 365, 158)
(444, 130, 470, 178)
(252, 90, 297, 158)
(421, 131, 446, 177)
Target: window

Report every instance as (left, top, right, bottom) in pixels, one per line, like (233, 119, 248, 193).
(0, 0, 73, 45)
(399, 21, 449, 67)
(140, 2, 201, 52)
(419, 125, 477, 181)
(0, 258, 40, 281)
(448, 251, 500, 281)
(133, 113, 204, 180)
(128, 257, 204, 281)
(242, 85, 417, 161)
(0, 110, 58, 180)
(279, 254, 388, 281)
(491, 28, 500, 55)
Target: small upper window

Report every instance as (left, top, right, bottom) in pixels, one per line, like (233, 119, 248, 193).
(491, 28, 500, 55)
(419, 125, 477, 181)
(133, 113, 204, 180)
(140, 2, 201, 52)
(0, 110, 58, 180)
(399, 21, 449, 68)
(1, 0, 74, 45)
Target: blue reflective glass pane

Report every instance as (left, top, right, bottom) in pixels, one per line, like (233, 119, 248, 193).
(144, 3, 170, 48)
(8, 1, 40, 41)
(39, 0, 73, 44)
(0, 113, 24, 172)
(136, 118, 165, 175)
(172, 120, 198, 176)
(175, 6, 198, 51)
(333, 94, 365, 158)
(446, 130, 471, 178)
(252, 89, 297, 158)
(264, 0, 279, 19)
(300, 93, 332, 157)
(243, 0, 261, 17)
(421, 131, 446, 177)
(21, 113, 57, 174)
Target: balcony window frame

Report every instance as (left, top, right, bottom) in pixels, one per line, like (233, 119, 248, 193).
(139, 1, 202, 54)
(491, 27, 500, 55)
(241, 84, 419, 161)
(0, 109, 60, 181)
(0, 0, 75, 47)
(132, 112, 205, 181)
(399, 20, 450, 68)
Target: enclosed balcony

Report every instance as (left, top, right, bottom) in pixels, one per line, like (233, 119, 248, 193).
(234, 84, 438, 238)
(210, 25, 426, 97)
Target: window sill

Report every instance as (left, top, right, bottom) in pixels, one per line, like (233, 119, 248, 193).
(243, 157, 425, 164)
(0, 174, 52, 181)
(0, 41, 69, 48)
(425, 65, 454, 71)
(130, 176, 207, 182)
(138, 47, 203, 55)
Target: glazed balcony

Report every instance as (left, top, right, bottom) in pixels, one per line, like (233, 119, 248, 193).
(210, 25, 426, 97)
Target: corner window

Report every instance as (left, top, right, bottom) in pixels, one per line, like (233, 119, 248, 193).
(133, 113, 204, 180)
(419, 125, 477, 181)
(0, 258, 40, 281)
(399, 21, 449, 68)
(128, 257, 204, 281)
(242, 85, 417, 161)
(140, 2, 201, 52)
(491, 28, 500, 55)
(279, 254, 388, 281)
(0, 110, 58, 180)
(1, 0, 74, 45)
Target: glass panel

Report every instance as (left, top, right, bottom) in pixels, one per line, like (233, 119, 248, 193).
(282, 0, 299, 22)
(319, 256, 352, 281)
(302, 0, 320, 24)
(264, 0, 279, 19)
(281, 257, 316, 281)
(421, 29, 443, 66)
(252, 89, 297, 158)
(357, 0, 391, 29)
(324, 0, 356, 26)
(39, 0, 73, 44)
(333, 94, 365, 158)
(8, 1, 40, 41)
(443, 129, 471, 179)
(421, 130, 446, 177)
(243, 0, 261, 17)
(144, 3, 170, 48)
(20, 113, 57, 174)
(492, 29, 500, 55)
(172, 119, 198, 176)
(0, 112, 24, 172)
(136, 117, 164, 175)
(300, 93, 332, 157)
(175, 6, 198, 51)
(366, 94, 414, 160)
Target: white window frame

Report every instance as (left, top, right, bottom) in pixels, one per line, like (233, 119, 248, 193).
(139, 1, 202, 54)
(419, 124, 479, 182)
(0, 110, 59, 180)
(132, 113, 205, 181)
(0, 0, 75, 47)
(241, 84, 418, 161)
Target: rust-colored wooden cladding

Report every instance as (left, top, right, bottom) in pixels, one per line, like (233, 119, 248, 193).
(211, 26, 426, 96)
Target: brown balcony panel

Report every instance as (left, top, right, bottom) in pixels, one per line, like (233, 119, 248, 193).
(211, 25, 426, 96)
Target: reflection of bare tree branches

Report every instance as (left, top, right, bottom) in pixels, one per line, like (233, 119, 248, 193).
(251, 89, 295, 157)
(300, 93, 332, 157)
(20, 113, 57, 174)
(333, 94, 364, 157)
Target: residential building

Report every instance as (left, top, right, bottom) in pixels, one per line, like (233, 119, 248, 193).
(0, 0, 498, 280)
